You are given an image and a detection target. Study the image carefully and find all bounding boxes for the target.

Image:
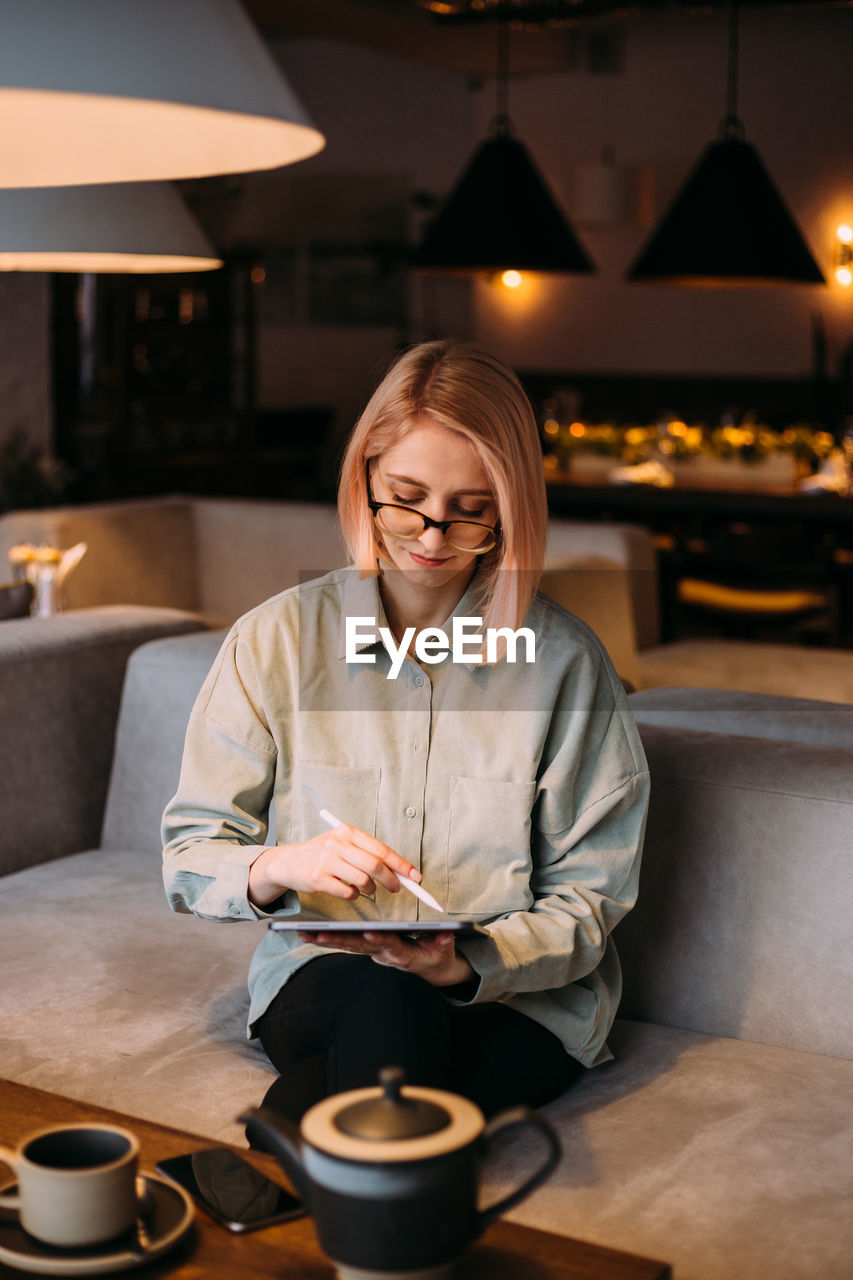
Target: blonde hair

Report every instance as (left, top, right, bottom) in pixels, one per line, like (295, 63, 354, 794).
(338, 340, 547, 636)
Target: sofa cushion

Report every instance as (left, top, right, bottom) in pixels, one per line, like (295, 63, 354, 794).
(621, 725, 853, 1059)
(0, 844, 272, 1145)
(2, 846, 850, 1280)
(101, 629, 228, 854)
(2, 834, 849, 1280)
(630, 687, 853, 749)
(498, 1020, 853, 1280)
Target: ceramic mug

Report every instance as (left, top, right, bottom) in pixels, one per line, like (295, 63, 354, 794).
(0, 1123, 140, 1248)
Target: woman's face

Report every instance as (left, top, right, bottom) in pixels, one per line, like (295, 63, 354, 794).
(370, 421, 497, 592)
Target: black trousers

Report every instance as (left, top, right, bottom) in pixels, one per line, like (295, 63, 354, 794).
(255, 953, 583, 1123)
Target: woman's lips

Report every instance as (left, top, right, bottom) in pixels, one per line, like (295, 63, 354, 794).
(408, 550, 451, 567)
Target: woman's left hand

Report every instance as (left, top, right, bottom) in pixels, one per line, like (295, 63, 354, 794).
(298, 929, 475, 988)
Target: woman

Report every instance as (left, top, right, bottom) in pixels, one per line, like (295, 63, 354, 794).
(162, 340, 649, 1122)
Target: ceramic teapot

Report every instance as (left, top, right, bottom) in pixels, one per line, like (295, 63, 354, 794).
(241, 1066, 561, 1280)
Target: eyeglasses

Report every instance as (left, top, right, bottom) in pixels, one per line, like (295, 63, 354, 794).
(365, 459, 499, 554)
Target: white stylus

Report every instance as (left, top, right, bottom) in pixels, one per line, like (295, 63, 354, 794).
(319, 808, 444, 913)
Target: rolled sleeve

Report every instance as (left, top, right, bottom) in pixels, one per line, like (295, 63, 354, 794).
(451, 769, 650, 1005)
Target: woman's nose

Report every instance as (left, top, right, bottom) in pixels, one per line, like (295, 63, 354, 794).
(418, 522, 447, 553)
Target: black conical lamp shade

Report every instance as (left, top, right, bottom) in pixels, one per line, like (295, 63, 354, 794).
(414, 129, 595, 275)
(627, 133, 825, 285)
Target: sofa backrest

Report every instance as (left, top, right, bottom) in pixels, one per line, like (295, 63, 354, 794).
(545, 519, 660, 649)
(99, 626, 853, 1063)
(190, 499, 346, 623)
(630, 687, 853, 748)
(539, 557, 640, 690)
(0, 498, 199, 612)
(2, 501, 661, 660)
(619, 723, 853, 1060)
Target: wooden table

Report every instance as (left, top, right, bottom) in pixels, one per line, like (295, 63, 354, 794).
(0, 1081, 670, 1280)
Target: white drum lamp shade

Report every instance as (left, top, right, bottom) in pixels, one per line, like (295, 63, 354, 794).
(0, 0, 325, 187)
(0, 183, 223, 272)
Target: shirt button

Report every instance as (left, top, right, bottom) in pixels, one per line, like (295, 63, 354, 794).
(414, 676, 424, 687)
(405, 806, 416, 819)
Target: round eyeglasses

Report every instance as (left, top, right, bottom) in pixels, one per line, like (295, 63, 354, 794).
(366, 459, 499, 554)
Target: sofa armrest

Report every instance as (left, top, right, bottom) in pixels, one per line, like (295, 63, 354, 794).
(0, 606, 206, 875)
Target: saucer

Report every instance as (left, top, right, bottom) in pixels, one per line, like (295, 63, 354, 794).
(0, 1172, 194, 1276)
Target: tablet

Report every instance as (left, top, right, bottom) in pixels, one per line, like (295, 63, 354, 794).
(268, 920, 485, 939)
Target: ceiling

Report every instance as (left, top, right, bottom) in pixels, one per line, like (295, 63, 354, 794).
(243, 0, 850, 77)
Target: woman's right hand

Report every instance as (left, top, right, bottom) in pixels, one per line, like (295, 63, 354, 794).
(248, 824, 421, 907)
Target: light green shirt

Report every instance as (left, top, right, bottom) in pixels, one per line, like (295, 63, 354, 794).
(162, 567, 649, 1068)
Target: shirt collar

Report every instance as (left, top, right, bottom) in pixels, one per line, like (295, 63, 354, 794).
(336, 569, 386, 661)
(336, 566, 486, 671)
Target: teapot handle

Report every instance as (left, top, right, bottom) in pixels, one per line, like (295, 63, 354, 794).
(475, 1106, 561, 1231)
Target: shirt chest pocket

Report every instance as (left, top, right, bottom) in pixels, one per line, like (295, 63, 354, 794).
(444, 776, 537, 917)
(293, 761, 381, 842)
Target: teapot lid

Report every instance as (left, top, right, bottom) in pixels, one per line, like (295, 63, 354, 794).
(334, 1067, 450, 1140)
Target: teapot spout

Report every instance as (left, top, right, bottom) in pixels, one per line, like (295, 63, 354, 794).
(238, 1107, 313, 1208)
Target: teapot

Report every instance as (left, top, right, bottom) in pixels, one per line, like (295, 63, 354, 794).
(241, 1066, 560, 1280)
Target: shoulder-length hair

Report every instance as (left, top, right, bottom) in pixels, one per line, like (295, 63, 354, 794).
(338, 340, 547, 636)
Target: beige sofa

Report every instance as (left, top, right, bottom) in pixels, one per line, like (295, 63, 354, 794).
(0, 495, 650, 683)
(3, 494, 853, 701)
(0, 619, 850, 1280)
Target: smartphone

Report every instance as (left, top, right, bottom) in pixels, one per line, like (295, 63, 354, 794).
(155, 1147, 306, 1233)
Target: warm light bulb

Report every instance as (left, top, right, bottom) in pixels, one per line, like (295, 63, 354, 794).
(501, 270, 523, 288)
(834, 226, 853, 285)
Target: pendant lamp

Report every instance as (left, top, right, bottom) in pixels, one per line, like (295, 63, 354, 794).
(0, 0, 324, 188)
(0, 183, 222, 273)
(627, 3, 824, 286)
(414, 24, 594, 276)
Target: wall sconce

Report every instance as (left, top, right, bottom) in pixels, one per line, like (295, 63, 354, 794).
(835, 225, 853, 287)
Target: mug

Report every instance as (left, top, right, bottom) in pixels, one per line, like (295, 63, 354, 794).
(0, 1123, 140, 1248)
